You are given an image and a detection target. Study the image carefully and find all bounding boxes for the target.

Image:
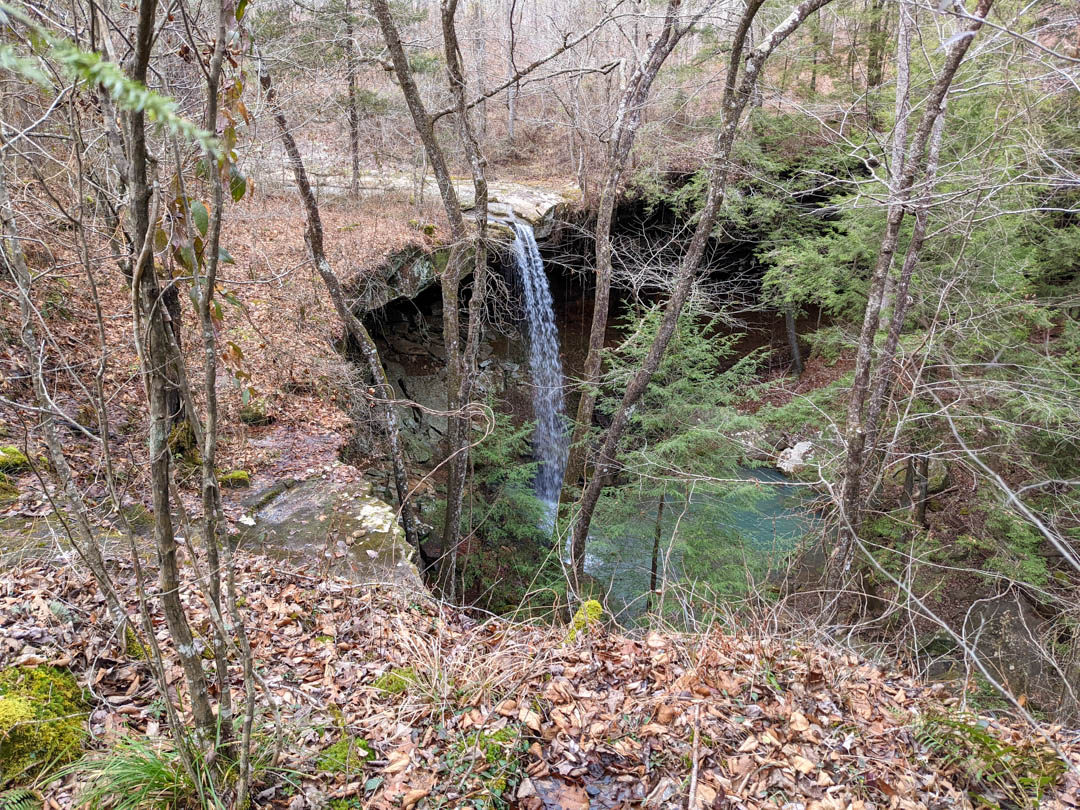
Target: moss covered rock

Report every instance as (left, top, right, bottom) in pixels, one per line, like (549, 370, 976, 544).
(0, 666, 88, 786)
(371, 666, 415, 695)
(0, 447, 29, 474)
(566, 599, 604, 642)
(238, 400, 273, 427)
(219, 470, 252, 489)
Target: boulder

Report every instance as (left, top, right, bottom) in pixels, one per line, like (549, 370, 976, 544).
(236, 477, 423, 590)
(964, 593, 1079, 722)
(777, 441, 813, 473)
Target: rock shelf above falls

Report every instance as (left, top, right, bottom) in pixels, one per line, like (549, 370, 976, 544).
(344, 176, 579, 314)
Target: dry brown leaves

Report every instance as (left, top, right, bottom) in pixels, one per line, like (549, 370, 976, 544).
(1, 553, 1078, 810)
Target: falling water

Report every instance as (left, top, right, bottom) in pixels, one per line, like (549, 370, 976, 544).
(509, 221, 568, 506)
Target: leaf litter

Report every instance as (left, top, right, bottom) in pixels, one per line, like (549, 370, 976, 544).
(1, 551, 1078, 809)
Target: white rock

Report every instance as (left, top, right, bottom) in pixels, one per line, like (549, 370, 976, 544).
(777, 441, 813, 473)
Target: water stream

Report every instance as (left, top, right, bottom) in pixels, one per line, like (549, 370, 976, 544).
(509, 221, 809, 617)
(510, 221, 569, 506)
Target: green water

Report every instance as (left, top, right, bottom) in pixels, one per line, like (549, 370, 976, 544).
(584, 467, 811, 621)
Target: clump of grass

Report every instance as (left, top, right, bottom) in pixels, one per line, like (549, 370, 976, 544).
(70, 737, 203, 810)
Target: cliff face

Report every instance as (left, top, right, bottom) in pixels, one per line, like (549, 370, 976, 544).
(1, 545, 1078, 808)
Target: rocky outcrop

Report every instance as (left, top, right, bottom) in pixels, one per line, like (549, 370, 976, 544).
(963, 593, 1080, 722)
(345, 176, 578, 313)
(236, 476, 423, 590)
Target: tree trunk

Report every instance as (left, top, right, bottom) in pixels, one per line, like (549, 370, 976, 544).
(865, 0, 885, 88)
(435, 0, 491, 600)
(471, 1, 487, 142)
(569, 0, 836, 587)
(126, 0, 218, 743)
(506, 0, 517, 142)
(345, 0, 362, 198)
(785, 306, 803, 376)
(830, 0, 993, 587)
(563, 0, 699, 496)
(648, 495, 665, 613)
(258, 58, 425, 566)
(372, 0, 481, 591)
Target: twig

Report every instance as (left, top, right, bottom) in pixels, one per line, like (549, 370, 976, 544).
(688, 703, 701, 809)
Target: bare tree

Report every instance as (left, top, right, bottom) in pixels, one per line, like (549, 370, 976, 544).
(563, 0, 711, 495)
(568, 0, 838, 588)
(830, 0, 995, 587)
(258, 53, 425, 564)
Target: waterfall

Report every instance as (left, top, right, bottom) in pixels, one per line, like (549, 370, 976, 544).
(509, 221, 568, 506)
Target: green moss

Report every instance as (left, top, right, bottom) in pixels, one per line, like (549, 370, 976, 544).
(166, 421, 196, 456)
(566, 599, 604, 642)
(124, 625, 147, 661)
(0, 666, 88, 787)
(316, 736, 374, 774)
(371, 666, 415, 694)
(0, 447, 29, 474)
(219, 470, 252, 489)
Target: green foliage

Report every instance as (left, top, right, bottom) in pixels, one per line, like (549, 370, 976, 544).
(70, 738, 201, 810)
(916, 711, 1066, 808)
(445, 725, 525, 807)
(317, 736, 374, 774)
(0, 789, 40, 810)
(756, 372, 851, 437)
(445, 409, 563, 615)
(588, 304, 803, 616)
(598, 305, 760, 474)
(407, 50, 441, 75)
(803, 325, 851, 365)
(371, 667, 415, 695)
(351, 88, 391, 117)
(983, 510, 1049, 590)
(0, 666, 87, 787)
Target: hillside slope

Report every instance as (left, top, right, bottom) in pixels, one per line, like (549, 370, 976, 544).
(2, 549, 1078, 809)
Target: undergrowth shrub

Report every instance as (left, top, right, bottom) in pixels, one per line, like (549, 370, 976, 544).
(916, 710, 1066, 808)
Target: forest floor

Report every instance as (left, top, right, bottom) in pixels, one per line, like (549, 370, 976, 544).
(0, 189, 445, 520)
(2, 549, 1079, 809)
